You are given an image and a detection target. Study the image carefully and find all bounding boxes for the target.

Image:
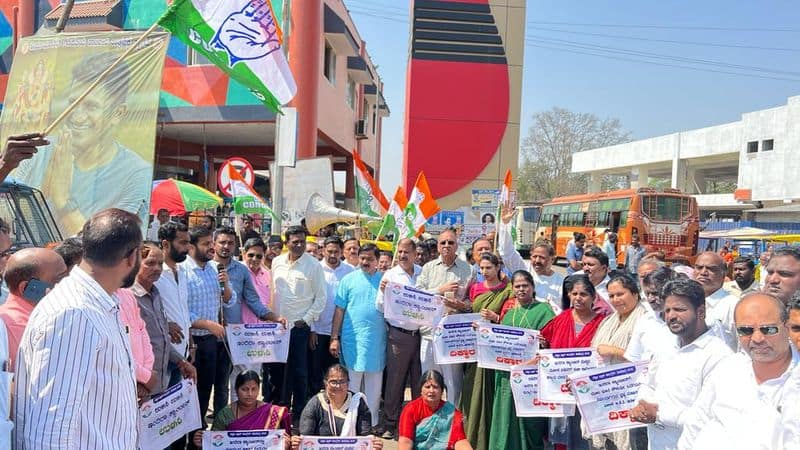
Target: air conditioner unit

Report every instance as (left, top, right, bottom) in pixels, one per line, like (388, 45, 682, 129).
(355, 119, 368, 139)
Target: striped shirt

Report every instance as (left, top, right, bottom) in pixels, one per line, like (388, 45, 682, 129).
(181, 256, 238, 336)
(14, 266, 138, 449)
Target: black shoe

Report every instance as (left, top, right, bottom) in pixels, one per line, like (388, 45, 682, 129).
(381, 429, 396, 440)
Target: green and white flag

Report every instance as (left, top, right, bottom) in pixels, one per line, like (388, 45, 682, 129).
(228, 164, 276, 218)
(159, 0, 296, 112)
(378, 186, 408, 241)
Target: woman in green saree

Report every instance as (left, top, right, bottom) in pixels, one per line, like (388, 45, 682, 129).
(490, 270, 556, 450)
(459, 253, 515, 450)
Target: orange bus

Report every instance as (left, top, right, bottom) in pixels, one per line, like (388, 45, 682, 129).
(536, 188, 699, 267)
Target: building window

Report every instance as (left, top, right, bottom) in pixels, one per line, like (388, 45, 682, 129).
(346, 76, 356, 109)
(324, 41, 336, 84)
(762, 139, 774, 151)
(746, 141, 758, 153)
(187, 48, 212, 66)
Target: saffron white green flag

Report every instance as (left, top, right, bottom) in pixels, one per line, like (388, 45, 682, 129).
(159, 0, 296, 112)
(398, 172, 440, 239)
(229, 164, 275, 218)
(353, 150, 389, 217)
(378, 186, 407, 241)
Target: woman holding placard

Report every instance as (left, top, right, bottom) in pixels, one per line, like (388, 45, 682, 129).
(398, 370, 472, 450)
(539, 274, 606, 450)
(585, 273, 649, 450)
(459, 253, 514, 450)
(192, 370, 291, 449)
(489, 270, 555, 450)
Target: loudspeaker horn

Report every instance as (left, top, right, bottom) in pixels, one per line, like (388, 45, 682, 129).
(304, 193, 368, 234)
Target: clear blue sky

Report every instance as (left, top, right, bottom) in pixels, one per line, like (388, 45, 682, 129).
(344, 0, 800, 195)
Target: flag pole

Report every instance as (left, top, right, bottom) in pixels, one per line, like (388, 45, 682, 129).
(42, 21, 162, 136)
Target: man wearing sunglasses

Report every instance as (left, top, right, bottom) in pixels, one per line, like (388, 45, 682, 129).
(678, 292, 798, 449)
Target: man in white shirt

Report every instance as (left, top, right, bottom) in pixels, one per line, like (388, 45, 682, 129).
(723, 256, 758, 297)
(497, 207, 563, 313)
(630, 278, 732, 450)
(375, 238, 423, 439)
(271, 225, 327, 417)
(783, 296, 800, 448)
(309, 236, 353, 394)
(624, 267, 680, 363)
(146, 208, 170, 241)
(763, 246, 800, 305)
(692, 251, 739, 350)
(677, 293, 798, 449)
(580, 247, 612, 314)
(15, 208, 142, 449)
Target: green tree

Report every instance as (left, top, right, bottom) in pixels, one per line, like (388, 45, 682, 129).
(517, 107, 631, 201)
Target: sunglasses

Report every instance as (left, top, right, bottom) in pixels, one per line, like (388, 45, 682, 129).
(439, 240, 456, 246)
(246, 253, 264, 259)
(736, 325, 781, 337)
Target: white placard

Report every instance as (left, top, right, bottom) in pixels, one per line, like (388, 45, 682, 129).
(571, 361, 649, 435)
(202, 430, 285, 449)
(384, 281, 445, 327)
(299, 436, 374, 449)
(537, 348, 600, 404)
(226, 323, 291, 365)
(138, 379, 201, 450)
(509, 364, 575, 417)
(432, 314, 481, 364)
(475, 324, 539, 371)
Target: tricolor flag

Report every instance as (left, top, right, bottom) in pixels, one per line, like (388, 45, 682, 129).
(499, 169, 513, 206)
(398, 172, 440, 239)
(159, 0, 296, 112)
(353, 150, 389, 217)
(228, 164, 275, 218)
(378, 186, 408, 240)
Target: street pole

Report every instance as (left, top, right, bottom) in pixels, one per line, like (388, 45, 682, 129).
(55, 0, 76, 33)
(271, 0, 293, 236)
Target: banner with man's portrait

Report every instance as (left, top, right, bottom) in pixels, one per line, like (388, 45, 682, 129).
(4, 31, 169, 236)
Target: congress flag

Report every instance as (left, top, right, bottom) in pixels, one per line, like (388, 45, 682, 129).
(499, 169, 513, 206)
(229, 164, 274, 218)
(158, 0, 296, 112)
(378, 186, 408, 240)
(399, 172, 440, 238)
(353, 150, 389, 217)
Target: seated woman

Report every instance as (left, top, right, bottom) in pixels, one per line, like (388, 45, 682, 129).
(399, 370, 473, 450)
(290, 364, 382, 449)
(193, 370, 291, 449)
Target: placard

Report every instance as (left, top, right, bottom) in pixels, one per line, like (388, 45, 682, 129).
(571, 362, 649, 435)
(384, 282, 445, 327)
(432, 313, 481, 364)
(138, 379, 201, 450)
(299, 436, 374, 449)
(226, 323, 291, 365)
(202, 430, 285, 449)
(510, 364, 575, 417)
(475, 324, 539, 371)
(537, 348, 600, 404)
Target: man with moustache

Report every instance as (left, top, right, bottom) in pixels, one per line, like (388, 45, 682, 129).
(678, 293, 798, 449)
(343, 237, 360, 267)
(782, 295, 800, 448)
(15, 209, 143, 448)
(578, 247, 612, 313)
(763, 247, 800, 305)
(375, 238, 423, 439)
(181, 226, 236, 425)
(309, 236, 353, 394)
(724, 256, 757, 297)
(692, 251, 739, 350)
(629, 278, 731, 449)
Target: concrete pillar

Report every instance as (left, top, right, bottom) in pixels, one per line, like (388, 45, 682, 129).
(588, 173, 602, 193)
(288, 1, 321, 159)
(671, 158, 687, 191)
(630, 167, 649, 189)
(693, 170, 707, 194)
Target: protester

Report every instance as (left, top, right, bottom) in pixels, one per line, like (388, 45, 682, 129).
(147, 208, 170, 241)
(588, 273, 649, 450)
(578, 248, 612, 312)
(375, 238, 422, 439)
(758, 247, 773, 288)
(624, 235, 646, 275)
(330, 243, 386, 426)
(272, 225, 327, 418)
(636, 259, 664, 287)
(565, 232, 586, 275)
(182, 226, 236, 425)
(116, 281, 154, 392)
(693, 251, 739, 350)
(624, 267, 681, 363)
(306, 240, 322, 260)
(0, 247, 68, 369)
(291, 364, 382, 449)
(460, 253, 514, 450)
(0, 218, 13, 303)
(602, 232, 618, 269)
(263, 235, 284, 271)
(198, 214, 215, 231)
(724, 256, 757, 296)
(678, 293, 798, 449)
(789, 292, 800, 351)
(539, 274, 605, 450)
(498, 207, 564, 313)
(763, 246, 800, 304)
(343, 237, 360, 267)
(416, 240, 434, 266)
(630, 278, 732, 450)
(53, 236, 84, 272)
(398, 370, 472, 450)
(15, 208, 142, 448)
(416, 228, 475, 406)
(783, 294, 800, 448)
(378, 250, 393, 272)
(239, 215, 261, 245)
(193, 370, 291, 449)
(489, 270, 554, 450)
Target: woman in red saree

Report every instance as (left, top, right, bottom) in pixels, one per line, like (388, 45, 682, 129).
(539, 274, 606, 450)
(193, 370, 291, 448)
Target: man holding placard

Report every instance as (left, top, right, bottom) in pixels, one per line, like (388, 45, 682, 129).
(416, 228, 475, 406)
(375, 238, 423, 439)
(629, 278, 731, 450)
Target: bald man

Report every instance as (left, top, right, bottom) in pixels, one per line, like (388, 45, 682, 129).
(0, 247, 68, 369)
(693, 251, 739, 350)
(678, 293, 797, 449)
